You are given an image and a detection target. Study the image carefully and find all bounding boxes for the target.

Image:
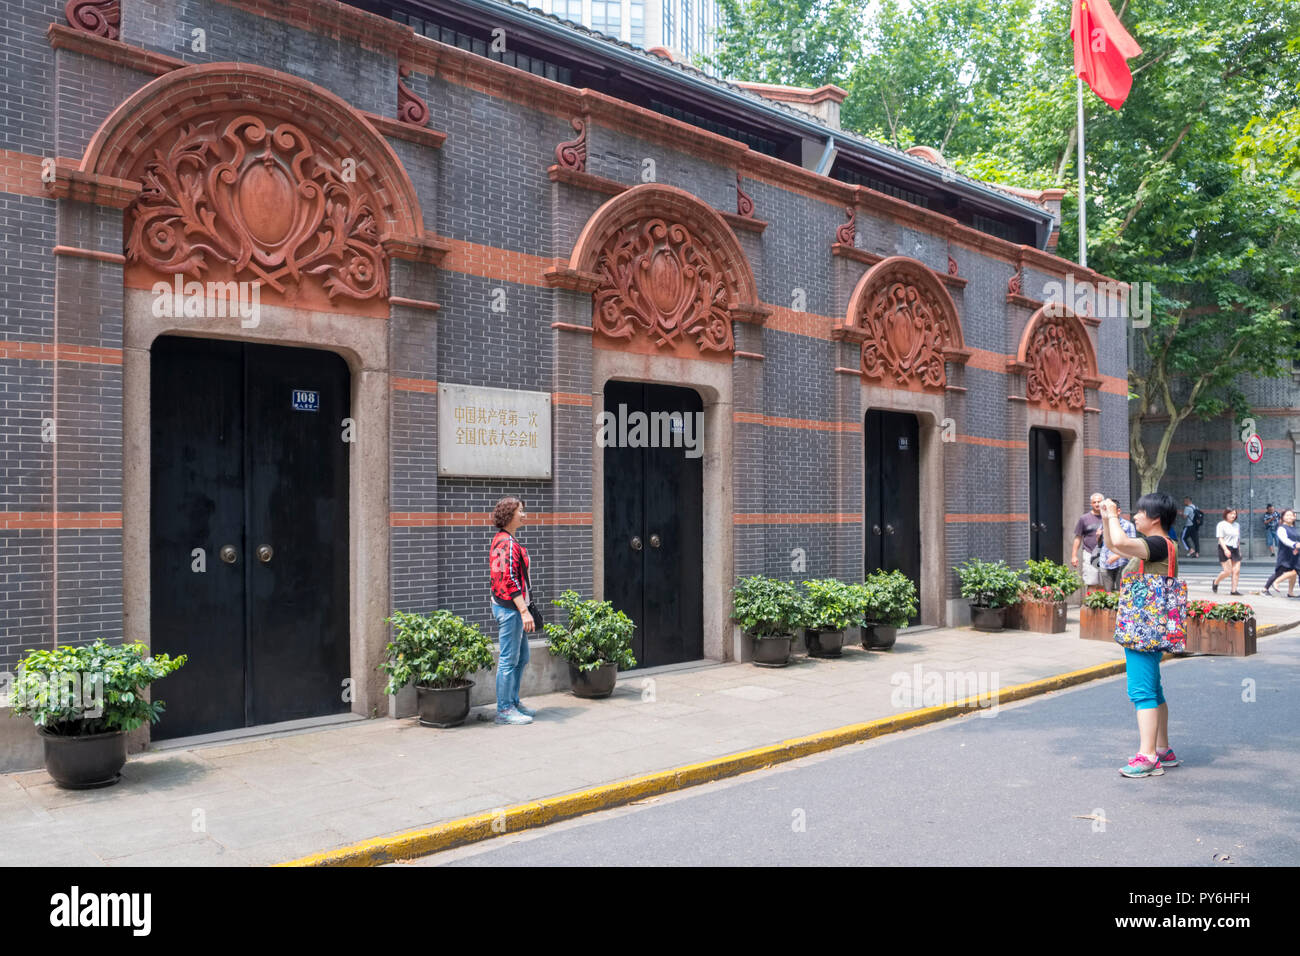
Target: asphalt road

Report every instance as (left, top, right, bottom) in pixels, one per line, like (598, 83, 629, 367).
(414, 635, 1300, 867)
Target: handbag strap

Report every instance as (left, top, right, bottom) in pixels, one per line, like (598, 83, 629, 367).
(1137, 535, 1177, 577)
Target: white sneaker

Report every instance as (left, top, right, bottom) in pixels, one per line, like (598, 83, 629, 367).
(494, 707, 532, 725)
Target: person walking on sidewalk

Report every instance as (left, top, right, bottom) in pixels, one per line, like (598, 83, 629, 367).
(1263, 504, 1281, 557)
(1262, 508, 1300, 598)
(489, 496, 538, 724)
(1100, 492, 1187, 778)
(1099, 502, 1137, 592)
(1071, 493, 1105, 589)
(1179, 497, 1202, 557)
(1212, 508, 1243, 596)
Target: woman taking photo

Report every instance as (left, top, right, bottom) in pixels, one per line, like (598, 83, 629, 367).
(1100, 492, 1187, 778)
(1262, 508, 1300, 598)
(489, 496, 537, 725)
(1212, 508, 1243, 595)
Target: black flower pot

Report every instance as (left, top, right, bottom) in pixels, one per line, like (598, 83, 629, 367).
(805, 628, 845, 658)
(751, 634, 793, 667)
(865, 624, 899, 650)
(569, 661, 617, 699)
(39, 728, 127, 790)
(416, 679, 474, 728)
(970, 605, 1007, 632)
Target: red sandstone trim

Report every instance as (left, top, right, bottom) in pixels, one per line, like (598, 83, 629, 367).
(734, 412, 862, 433)
(1084, 449, 1129, 459)
(733, 513, 861, 525)
(391, 377, 438, 394)
(551, 322, 595, 334)
(720, 211, 767, 234)
(47, 22, 182, 75)
(735, 351, 764, 361)
(830, 243, 883, 266)
(945, 513, 1029, 524)
(957, 435, 1027, 449)
(52, 245, 126, 265)
(362, 111, 447, 150)
(0, 341, 123, 365)
(548, 165, 627, 196)
(389, 296, 442, 313)
(553, 392, 593, 406)
(390, 512, 592, 527)
(44, 159, 140, 208)
(0, 511, 123, 530)
(0, 150, 53, 199)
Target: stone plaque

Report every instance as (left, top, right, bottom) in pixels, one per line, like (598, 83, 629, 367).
(438, 383, 552, 479)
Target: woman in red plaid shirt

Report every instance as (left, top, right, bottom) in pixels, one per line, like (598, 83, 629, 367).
(490, 496, 536, 724)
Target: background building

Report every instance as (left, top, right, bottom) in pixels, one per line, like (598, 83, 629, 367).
(1, 0, 1126, 748)
(523, 0, 717, 59)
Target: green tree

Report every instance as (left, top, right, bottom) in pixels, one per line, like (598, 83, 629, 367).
(700, 0, 864, 87)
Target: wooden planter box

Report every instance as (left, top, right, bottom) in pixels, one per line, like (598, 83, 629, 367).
(1017, 600, 1067, 633)
(1080, 605, 1117, 642)
(1185, 618, 1257, 657)
(1003, 603, 1022, 630)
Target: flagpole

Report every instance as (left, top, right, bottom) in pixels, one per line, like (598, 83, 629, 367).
(1076, 77, 1087, 268)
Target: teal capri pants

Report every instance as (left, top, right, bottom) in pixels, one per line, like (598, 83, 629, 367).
(1124, 648, 1166, 710)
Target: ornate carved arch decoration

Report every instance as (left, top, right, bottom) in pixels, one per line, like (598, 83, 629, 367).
(561, 184, 766, 357)
(839, 256, 968, 391)
(1010, 306, 1101, 411)
(81, 63, 439, 311)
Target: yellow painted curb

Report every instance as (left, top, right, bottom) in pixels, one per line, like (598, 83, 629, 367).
(277, 657, 1127, 868)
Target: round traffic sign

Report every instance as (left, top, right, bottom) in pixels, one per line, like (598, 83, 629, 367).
(1245, 434, 1263, 463)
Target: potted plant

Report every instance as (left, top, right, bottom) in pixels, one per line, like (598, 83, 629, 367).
(380, 609, 496, 728)
(1080, 588, 1119, 641)
(955, 559, 1023, 632)
(544, 590, 637, 698)
(8, 640, 187, 789)
(798, 578, 866, 658)
(861, 570, 919, 650)
(1185, 600, 1256, 656)
(1016, 559, 1082, 633)
(732, 575, 804, 667)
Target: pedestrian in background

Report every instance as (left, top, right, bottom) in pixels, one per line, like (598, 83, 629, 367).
(1099, 501, 1137, 592)
(1101, 492, 1186, 778)
(1263, 504, 1280, 557)
(489, 496, 538, 725)
(1179, 496, 1202, 557)
(1212, 508, 1243, 596)
(1070, 493, 1105, 589)
(1262, 508, 1300, 598)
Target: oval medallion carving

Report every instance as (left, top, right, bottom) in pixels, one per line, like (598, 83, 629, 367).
(854, 263, 958, 390)
(1025, 313, 1088, 409)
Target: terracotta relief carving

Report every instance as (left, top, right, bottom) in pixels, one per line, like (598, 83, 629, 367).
(1025, 312, 1089, 409)
(948, 255, 959, 276)
(125, 114, 387, 301)
(836, 205, 856, 245)
(1008, 270, 1023, 295)
(66, 0, 120, 39)
(397, 66, 430, 127)
(736, 172, 754, 217)
(856, 265, 959, 389)
(555, 117, 587, 172)
(592, 218, 736, 353)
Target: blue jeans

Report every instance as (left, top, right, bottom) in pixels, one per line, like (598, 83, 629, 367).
(492, 601, 530, 713)
(1124, 648, 1166, 711)
(1267, 527, 1279, 549)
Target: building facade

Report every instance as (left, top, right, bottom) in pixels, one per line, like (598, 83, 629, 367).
(2, 0, 1129, 743)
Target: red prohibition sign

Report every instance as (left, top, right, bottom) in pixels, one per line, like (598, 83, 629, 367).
(1245, 434, 1263, 463)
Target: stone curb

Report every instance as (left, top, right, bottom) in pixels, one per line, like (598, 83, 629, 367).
(277, 656, 1134, 867)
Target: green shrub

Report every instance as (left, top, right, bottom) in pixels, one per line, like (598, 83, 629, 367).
(1083, 589, 1119, 610)
(864, 570, 919, 627)
(732, 576, 804, 637)
(544, 590, 637, 672)
(1204, 601, 1254, 623)
(8, 640, 187, 736)
(380, 609, 496, 693)
(799, 578, 869, 631)
(1022, 558, 1083, 602)
(955, 559, 1024, 608)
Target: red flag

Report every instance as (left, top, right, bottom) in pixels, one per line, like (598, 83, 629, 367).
(1070, 0, 1142, 110)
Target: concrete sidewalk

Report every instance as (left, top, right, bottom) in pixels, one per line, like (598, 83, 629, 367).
(4, 601, 1297, 867)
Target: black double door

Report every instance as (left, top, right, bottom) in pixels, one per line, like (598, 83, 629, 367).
(864, 409, 921, 623)
(1029, 427, 1064, 562)
(603, 381, 703, 668)
(150, 336, 351, 739)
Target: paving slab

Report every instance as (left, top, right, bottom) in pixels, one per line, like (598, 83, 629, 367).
(2, 604, 1296, 867)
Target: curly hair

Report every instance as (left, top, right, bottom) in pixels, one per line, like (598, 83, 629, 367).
(493, 496, 523, 530)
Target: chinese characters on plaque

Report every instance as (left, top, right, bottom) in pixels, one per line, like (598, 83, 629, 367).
(437, 383, 552, 478)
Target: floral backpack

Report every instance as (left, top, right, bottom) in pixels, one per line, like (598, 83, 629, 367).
(1114, 535, 1187, 653)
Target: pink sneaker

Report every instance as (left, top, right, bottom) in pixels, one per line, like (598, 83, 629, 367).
(1119, 753, 1165, 777)
(1157, 748, 1179, 767)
